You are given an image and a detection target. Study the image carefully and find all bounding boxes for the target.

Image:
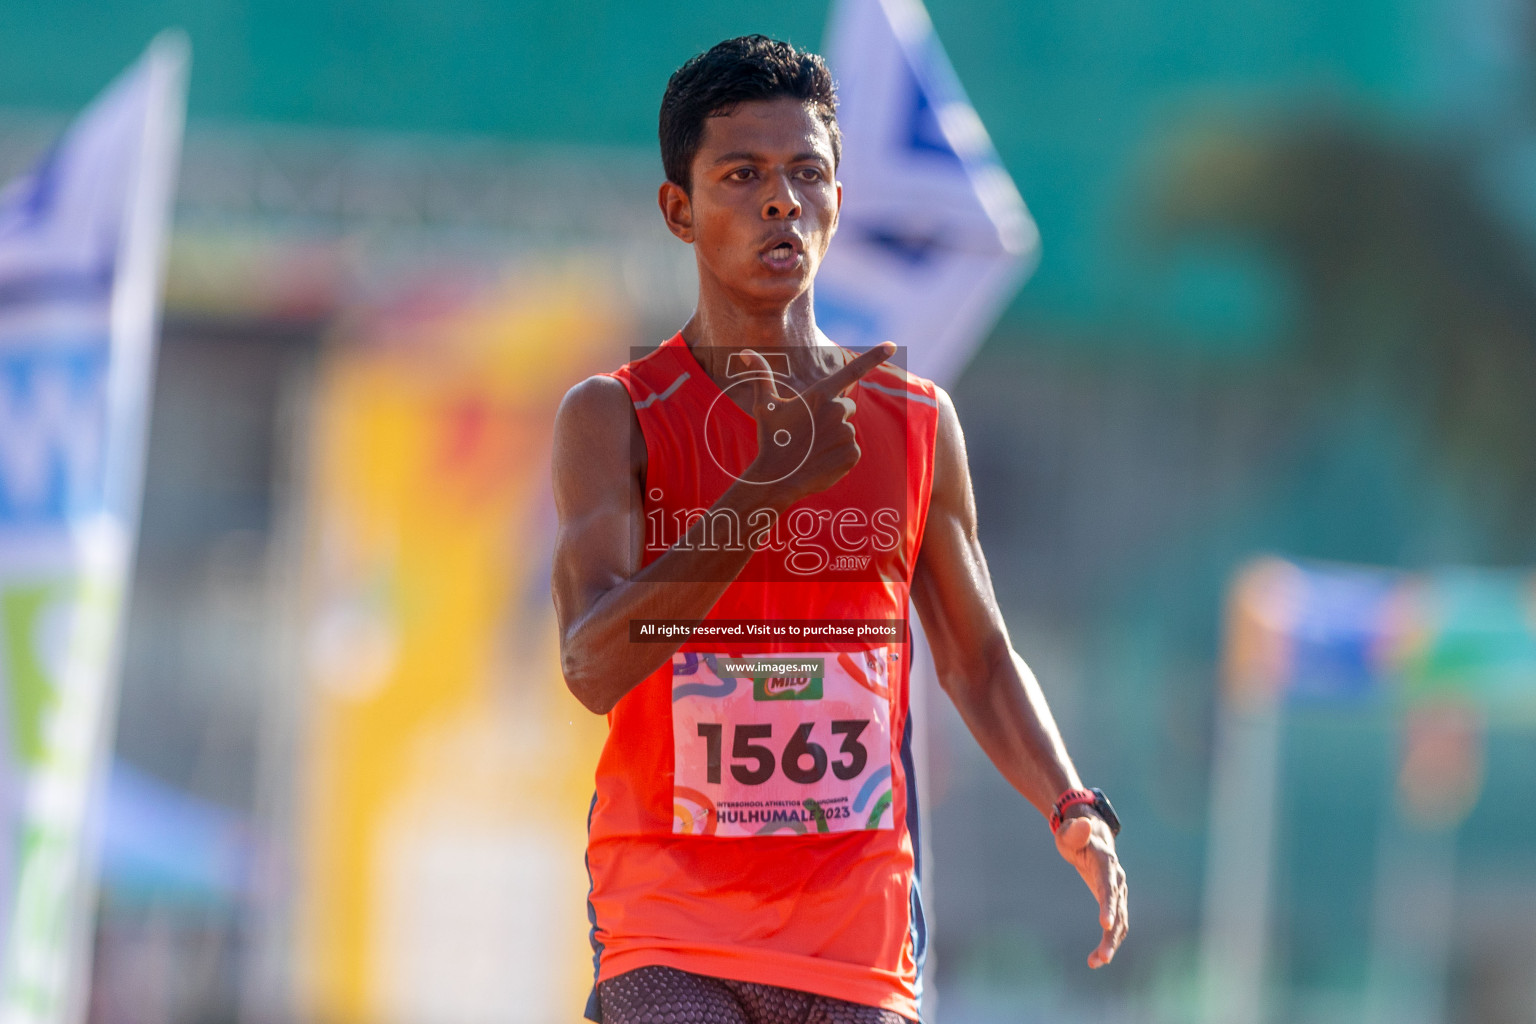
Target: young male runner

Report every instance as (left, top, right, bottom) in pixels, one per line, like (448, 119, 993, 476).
(552, 35, 1128, 1024)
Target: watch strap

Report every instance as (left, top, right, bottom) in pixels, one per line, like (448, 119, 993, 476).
(1050, 788, 1097, 833)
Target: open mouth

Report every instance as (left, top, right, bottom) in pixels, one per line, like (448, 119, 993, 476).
(760, 239, 803, 271)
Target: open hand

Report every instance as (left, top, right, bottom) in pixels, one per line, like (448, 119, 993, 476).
(1054, 814, 1129, 968)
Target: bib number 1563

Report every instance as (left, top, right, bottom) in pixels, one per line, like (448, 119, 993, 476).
(696, 719, 869, 786)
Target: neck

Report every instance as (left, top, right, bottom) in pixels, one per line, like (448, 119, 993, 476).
(682, 287, 839, 385)
(683, 280, 828, 346)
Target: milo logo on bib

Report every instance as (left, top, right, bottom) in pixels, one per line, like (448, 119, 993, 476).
(717, 657, 825, 701)
(758, 676, 819, 700)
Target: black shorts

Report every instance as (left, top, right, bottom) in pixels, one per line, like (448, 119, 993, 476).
(595, 965, 913, 1024)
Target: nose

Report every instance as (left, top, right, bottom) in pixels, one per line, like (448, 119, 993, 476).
(762, 173, 802, 221)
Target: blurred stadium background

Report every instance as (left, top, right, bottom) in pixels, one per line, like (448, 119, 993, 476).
(3, 1, 1536, 1022)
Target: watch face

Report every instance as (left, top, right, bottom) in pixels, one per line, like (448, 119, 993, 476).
(1091, 788, 1121, 836)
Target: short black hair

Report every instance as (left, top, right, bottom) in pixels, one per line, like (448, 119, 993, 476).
(660, 35, 841, 192)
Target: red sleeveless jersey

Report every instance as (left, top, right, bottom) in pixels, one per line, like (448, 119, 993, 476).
(585, 334, 939, 1022)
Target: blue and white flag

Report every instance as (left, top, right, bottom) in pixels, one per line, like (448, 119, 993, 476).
(818, 0, 1038, 387)
(0, 33, 186, 1024)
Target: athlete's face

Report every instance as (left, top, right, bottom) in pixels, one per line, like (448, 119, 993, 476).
(660, 97, 841, 311)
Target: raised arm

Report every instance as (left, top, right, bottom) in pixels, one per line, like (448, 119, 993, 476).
(551, 344, 896, 715)
(911, 387, 1128, 968)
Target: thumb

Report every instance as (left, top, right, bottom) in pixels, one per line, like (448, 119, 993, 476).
(1055, 816, 1094, 855)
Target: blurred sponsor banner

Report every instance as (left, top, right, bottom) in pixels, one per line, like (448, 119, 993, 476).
(819, 0, 1038, 385)
(1222, 557, 1536, 722)
(295, 272, 616, 1024)
(0, 35, 186, 1024)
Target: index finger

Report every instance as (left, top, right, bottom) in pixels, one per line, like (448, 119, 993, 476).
(809, 341, 896, 399)
(1090, 925, 1117, 968)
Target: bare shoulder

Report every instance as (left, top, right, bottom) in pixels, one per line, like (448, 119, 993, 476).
(555, 374, 634, 438)
(933, 384, 960, 424)
(552, 374, 642, 493)
(924, 383, 980, 530)
(932, 385, 967, 470)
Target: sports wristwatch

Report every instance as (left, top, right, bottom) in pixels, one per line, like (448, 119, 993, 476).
(1050, 787, 1120, 837)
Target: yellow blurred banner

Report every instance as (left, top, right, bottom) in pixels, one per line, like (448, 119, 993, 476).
(295, 271, 619, 1024)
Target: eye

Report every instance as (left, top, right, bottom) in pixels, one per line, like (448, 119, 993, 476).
(796, 168, 824, 182)
(729, 167, 756, 181)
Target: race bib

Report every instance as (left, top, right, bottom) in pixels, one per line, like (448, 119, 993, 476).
(671, 649, 897, 837)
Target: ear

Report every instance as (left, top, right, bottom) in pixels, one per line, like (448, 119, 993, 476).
(658, 180, 695, 244)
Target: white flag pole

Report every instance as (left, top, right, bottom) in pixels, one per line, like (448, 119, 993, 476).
(105, 30, 189, 536)
(64, 33, 189, 1024)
